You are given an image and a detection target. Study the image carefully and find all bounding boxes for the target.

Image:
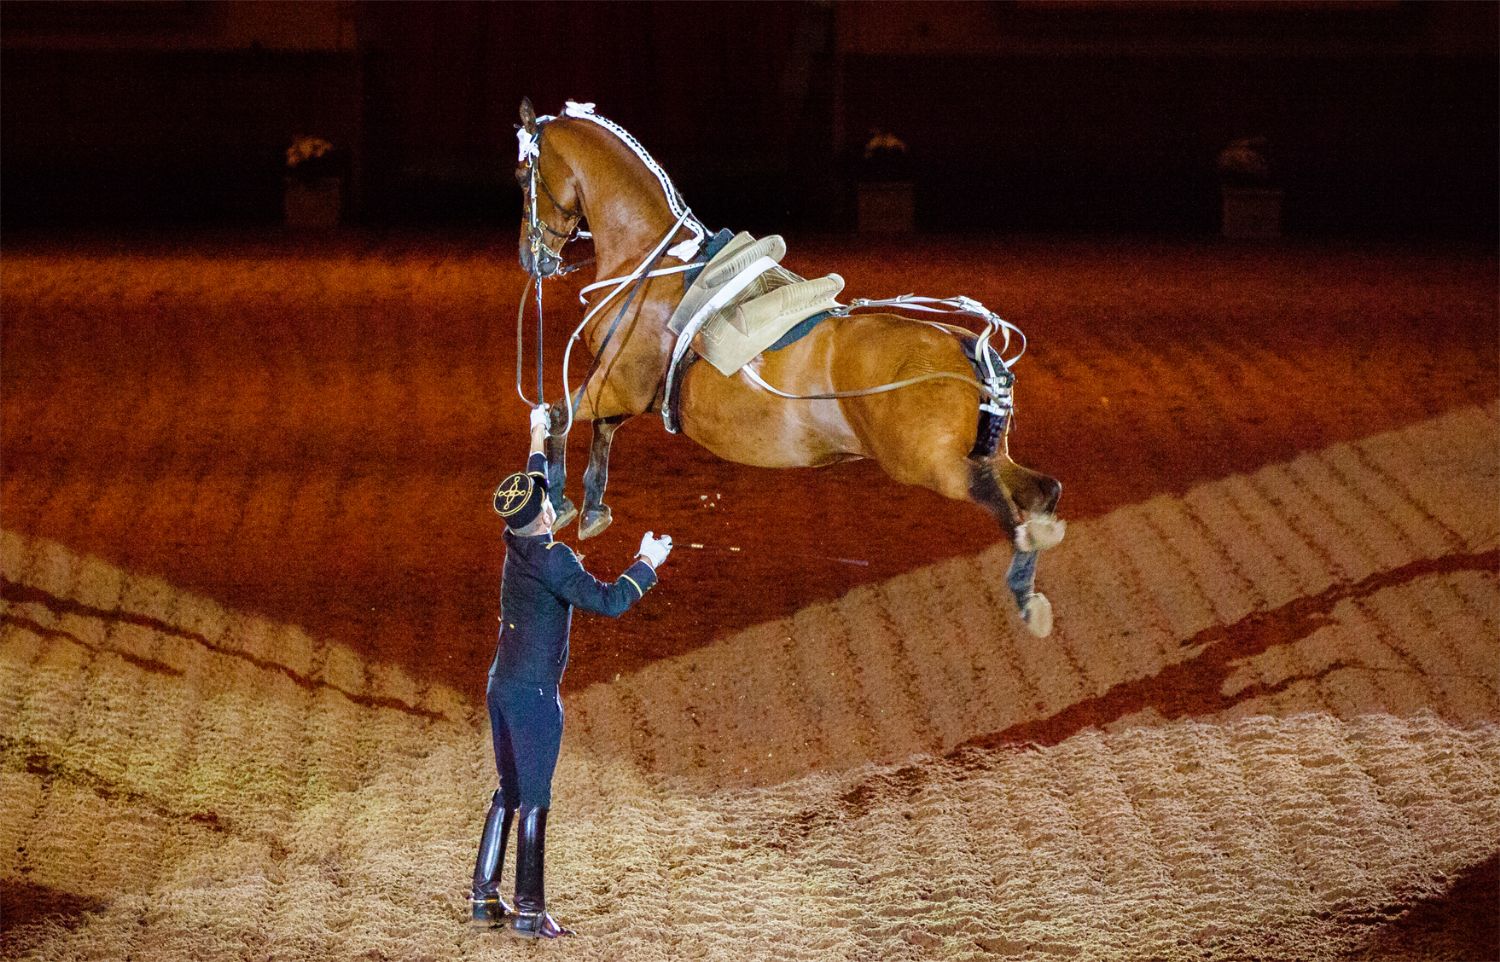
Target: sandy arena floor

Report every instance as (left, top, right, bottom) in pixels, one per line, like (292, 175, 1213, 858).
(1, 235, 1496, 960)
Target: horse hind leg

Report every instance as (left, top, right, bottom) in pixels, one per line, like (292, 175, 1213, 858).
(969, 460, 1055, 638)
(545, 403, 578, 531)
(1006, 548, 1053, 638)
(967, 458, 1030, 549)
(578, 415, 626, 540)
(996, 461, 1065, 553)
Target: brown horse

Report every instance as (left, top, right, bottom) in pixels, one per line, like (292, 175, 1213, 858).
(515, 100, 1063, 634)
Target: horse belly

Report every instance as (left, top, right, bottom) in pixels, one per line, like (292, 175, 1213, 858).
(678, 352, 861, 469)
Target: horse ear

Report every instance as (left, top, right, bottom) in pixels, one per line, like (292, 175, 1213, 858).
(519, 98, 537, 134)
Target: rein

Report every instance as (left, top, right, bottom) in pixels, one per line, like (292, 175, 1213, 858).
(662, 291, 1024, 434)
(554, 206, 698, 436)
(515, 103, 709, 437)
(563, 243, 671, 429)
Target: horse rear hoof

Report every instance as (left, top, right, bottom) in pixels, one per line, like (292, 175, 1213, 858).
(578, 505, 613, 540)
(552, 498, 578, 532)
(1022, 593, 1053, 638)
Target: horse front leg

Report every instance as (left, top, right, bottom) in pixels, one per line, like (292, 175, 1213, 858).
(578, 415, 627, 540)
(545, 402, 578, 532)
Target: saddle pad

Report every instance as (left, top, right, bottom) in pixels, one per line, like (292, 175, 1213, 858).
(697, 274, 845, 376)
(703, 235, 787, 291)
(680, 228, 735, 288)
(765, 308, 835, 353)
(667, 232, 784, 335)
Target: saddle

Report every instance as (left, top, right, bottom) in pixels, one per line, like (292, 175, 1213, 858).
(667, 231, 845, 376)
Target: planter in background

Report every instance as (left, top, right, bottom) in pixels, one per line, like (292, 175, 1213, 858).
(1221, 187, 1283, 239)
(858, 181, 915, 233)
(284, 176, 342, 229)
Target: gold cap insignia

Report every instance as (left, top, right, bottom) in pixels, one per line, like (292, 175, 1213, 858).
(492, 472, 535, 517)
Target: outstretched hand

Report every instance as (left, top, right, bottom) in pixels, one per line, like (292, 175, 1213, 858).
(637, 531, 673, 569)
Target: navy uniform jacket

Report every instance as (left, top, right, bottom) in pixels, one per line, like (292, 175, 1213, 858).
(491, 455, 658, 687)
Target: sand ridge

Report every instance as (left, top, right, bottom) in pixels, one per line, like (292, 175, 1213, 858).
(4, 239, 1496, 695)
(2, 404, 1496, 960)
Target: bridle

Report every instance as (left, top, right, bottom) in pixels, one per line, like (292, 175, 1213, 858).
(514, 108, 704, 430)
(514, 120, 599, 411)
(519, 124, 588, 280)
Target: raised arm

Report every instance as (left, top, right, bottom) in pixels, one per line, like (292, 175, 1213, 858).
(546, 545, 658, 618)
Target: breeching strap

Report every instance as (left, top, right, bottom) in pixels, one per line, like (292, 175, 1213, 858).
(732, 295, 1022, 406)
(739, 365, 998, 402)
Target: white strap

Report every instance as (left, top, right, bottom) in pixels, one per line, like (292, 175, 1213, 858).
(728, 292, 1024, 410)
(578, 261, 698, 304)
(660, 255, 781, 432)
(739, 363, 992, 402)
(569, 207, 694, 333)
(557, 206, 695, 436)
(847, 294, 1026, 369)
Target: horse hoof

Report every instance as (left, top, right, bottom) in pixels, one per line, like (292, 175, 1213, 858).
(551, 499, 578, 532)
(1022, 593, 1054, 638)
(578, 506, 613, 540)
(1015, 514, 1066, 552)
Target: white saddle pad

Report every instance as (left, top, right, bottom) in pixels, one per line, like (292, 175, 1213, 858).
(697, 273, 845, 376)
(667, 233, 786, 335)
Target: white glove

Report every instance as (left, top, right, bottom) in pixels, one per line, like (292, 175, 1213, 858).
(637, 530, 673, 569)
(529, 405, 550, 433)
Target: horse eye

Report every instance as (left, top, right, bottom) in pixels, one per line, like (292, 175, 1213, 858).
(514, 167, 527, 186)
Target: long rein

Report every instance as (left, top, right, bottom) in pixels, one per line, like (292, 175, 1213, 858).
(521, 206, 701, 438)
(739, 295, 1025, 412)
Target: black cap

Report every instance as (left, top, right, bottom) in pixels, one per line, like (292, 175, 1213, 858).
(493, 471, 547, 530)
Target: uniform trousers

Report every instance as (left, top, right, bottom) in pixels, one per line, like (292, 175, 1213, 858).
(486, 673, 565, 809)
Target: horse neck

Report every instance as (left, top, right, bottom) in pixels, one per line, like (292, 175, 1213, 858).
(557, 124, 681, 280)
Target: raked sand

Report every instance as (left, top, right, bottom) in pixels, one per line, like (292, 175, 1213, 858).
(3, 403, 1496, 961)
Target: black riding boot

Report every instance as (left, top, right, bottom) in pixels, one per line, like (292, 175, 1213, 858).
(469, 791, 515, 926)
(511, 806, 573, 938)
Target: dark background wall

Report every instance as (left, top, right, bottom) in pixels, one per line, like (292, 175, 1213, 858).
(2, 0, 1495, 236)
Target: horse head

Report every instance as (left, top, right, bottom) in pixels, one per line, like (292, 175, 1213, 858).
(515, 98, 585, 279)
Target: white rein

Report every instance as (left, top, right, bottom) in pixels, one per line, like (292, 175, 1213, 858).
(736, 295, 1023, 422)
(554, 206, 699, 437)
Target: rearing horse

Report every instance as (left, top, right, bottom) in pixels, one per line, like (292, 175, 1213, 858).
(514, 100, 1064, 635)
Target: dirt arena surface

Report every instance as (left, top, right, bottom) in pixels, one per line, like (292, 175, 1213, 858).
(2, 235, 1497, 960)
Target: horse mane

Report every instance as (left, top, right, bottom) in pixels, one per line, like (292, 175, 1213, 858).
(545, 103, 705, 259)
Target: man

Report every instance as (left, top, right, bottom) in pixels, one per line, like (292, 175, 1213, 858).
(470, 405, 671, 938)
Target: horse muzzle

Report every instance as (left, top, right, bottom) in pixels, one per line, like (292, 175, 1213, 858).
(519, 240, 563, 279)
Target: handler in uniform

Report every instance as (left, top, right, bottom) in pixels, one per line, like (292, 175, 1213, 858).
(469, 405, 671, 938)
